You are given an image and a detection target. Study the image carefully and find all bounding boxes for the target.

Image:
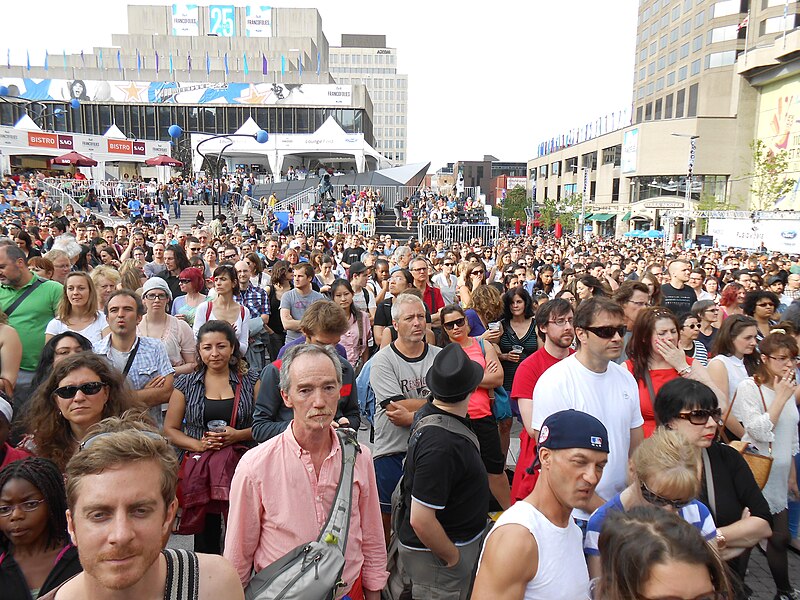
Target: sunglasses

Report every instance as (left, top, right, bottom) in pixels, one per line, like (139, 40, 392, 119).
(639, 481, 690, 510)
(471, 270, 485, 276)
(179, 278, 192, 284)
(443, 317, 466, 330)
(683, 323, 700, 329)
(53, 381, 108, 399)
(583, 325, 627, 339)
(677, 408, 723, 426)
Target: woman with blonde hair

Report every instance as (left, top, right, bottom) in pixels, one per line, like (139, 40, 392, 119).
(118, 258, 146, 294)
(43, 249, 72, 285)
(585, 427, 717, 578)
(90, 265, 121, 311)
(45, 271, 107, 344)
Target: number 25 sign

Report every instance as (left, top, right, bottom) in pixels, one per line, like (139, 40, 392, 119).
(209, 5, 235, 37)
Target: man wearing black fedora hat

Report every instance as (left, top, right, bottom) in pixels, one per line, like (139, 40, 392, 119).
(395, 343, 490, 600)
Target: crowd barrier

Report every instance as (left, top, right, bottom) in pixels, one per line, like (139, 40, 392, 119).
(296, 220, 375, 237)
(417, 223, 499, 246)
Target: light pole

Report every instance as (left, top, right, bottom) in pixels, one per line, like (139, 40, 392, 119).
(671, 133, 699, 245)
(0, 85, 81, 129)
(571, 163, 590, 240)
(168, 124, 268, 220)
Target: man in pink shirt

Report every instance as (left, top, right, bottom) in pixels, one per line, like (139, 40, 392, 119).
(224, 344, 388, 599)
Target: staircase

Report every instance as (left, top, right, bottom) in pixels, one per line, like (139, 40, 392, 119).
(374, 209, 416, 241)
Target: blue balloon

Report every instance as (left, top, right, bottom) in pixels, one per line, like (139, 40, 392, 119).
(69, 98, 80, 110)
(0, 86, 8, 97)
(168, 124, 183, 138)
(255, 130, 269, 144)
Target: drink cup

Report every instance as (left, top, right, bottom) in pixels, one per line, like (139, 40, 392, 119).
(207, 419, 227, 433)
(511, 345, 524, 355)
(488, 322, 501, 331)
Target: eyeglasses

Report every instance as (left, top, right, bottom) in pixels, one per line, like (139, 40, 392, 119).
(583, 325, 627, 339)
(443, 317, 466, 330)
(677, 408, 723, 426)
(471, 270, 485, 276)
(178, 278, 192, 284)
(144, 293, 168, 301)
(0, 499, 45, 518)
(764, 354, 798, 364)
(548, 317, 574, 327)
(683, 323, 701, 329)
(443, 262, 454, 267)
(639, 481, 690, 510)
(410, 267, 428, 273)
(756, 302, 776, 309)
(705, 308, 720, 313)
(79, 429, 165, 452)
(53, 381, 108, 399)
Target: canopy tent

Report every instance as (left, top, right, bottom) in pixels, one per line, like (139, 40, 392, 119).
(145, 154, 183, 167)
(103, 124, 127, 139)
(644, 229, 664, 238)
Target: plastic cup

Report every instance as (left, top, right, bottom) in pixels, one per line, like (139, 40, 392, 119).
(511, 345, 524, 354)
(488, 322, 501, 331)
(207, 419, 227, 433)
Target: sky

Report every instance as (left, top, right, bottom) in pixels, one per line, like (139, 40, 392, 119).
(4, 0, 639, 171)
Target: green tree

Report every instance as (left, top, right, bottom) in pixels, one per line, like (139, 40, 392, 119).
(540, 193, 582, 231)
(749, 139, 796, 211)
(494, 185, 528, 226)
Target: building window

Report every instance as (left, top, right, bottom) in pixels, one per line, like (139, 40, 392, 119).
(656, 76, 665, 91)
(676, 88, 686, 117)
(682, 19, 692, 36)
(706, 50, 737, 68)
(539, 164, 548, 177)
(680, 42, 690, 58)
(693, 34, 704, 51)
(665, 93, 674, 118)
(565, 156, 578, 171)
(711, 0, 741, 18)
(638, 86, 646, 99)
(551, 161, 560, 176)
(647, 81, 655, 95)
(762, 16, 787, 35)
(639, 67, 647, 80)
(640, 48, 648, 62)
(671, 26, 680, 42)
(582, 152, 598, 170)
(636, 105, 644, 123)
(709, 24, 737, 42)
(612, 178, 621, 203)
(603, 145, 621, 165)
(655, 97, 663, 119)
(679, 64, 688, 80)
(660, 34, 669, 49)
(644, 6, 652, 20)
(668, 49, 678, 64)
(658, 56, 666, 70)
(648, 61, 656, 75)
(695, 10, 705, 27)
(645, 102, 654, 120)
(691, 58, 702, 75)
(687, 83, 699, 116)
(684, 0, 692, 11)
(650, 41, 658, 54)
(672, 5, 681, 20)
(667, 70, 676, 86)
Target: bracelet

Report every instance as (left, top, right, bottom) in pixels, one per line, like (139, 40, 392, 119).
(678, 366, 692, 377)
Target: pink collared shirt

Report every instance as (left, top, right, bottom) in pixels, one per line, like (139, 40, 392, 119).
(224, 423, 388, 596)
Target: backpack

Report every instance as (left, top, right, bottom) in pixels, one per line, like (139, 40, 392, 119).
(244, 429, 360, 600)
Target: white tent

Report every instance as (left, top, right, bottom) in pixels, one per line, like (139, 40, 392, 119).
(13, 114, 41, 131)
(103, 124, 127, 139)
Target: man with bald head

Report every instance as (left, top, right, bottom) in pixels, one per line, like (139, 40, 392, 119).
(660, 259, 697, 315)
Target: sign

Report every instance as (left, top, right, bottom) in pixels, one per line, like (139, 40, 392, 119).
(245, 5, 272, 37)
(0, 126, 170, 160)
(506, 176, 527, 190)
(171, 4, 199, 36)
(209, 5, 235, 37)
(644, 200, 683, 208)
(0, 78, 354, 107)
(621, 128, 639, 173)
(707, 218, 800, 252)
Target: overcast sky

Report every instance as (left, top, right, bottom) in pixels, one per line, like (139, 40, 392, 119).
(5, 0, 639, 171)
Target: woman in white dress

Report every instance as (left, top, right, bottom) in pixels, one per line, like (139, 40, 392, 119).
(732, 331, 800, 599)
(45, 272, 107, 344)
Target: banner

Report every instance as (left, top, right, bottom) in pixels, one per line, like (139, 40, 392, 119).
(0, 126, 169, 157)
(171, 4, 199, 36)
(707, 218, 800, 252)
(621, 128, 639, 174)
(0, 77, 354, 107)
(209, 5, 235, 37)
(246, 5, 272, 37)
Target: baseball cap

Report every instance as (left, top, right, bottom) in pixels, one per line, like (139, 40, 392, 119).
(349, 261, 368, 275)
(528, 410, 609, 474)
(767, 275, 784, 286)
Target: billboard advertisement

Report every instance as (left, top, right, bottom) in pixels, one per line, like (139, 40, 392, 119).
(707, 218, 800, 252)
(0, 126, 170, 158)
(621, 128, 639, 174)
(171, 4, 200, 36)
(246, 6, 273, 37)
(0, 78, 354, 107)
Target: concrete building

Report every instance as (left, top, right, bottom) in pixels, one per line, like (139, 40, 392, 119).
(527, 0, 800, 239)
(329, 35, 408, 165)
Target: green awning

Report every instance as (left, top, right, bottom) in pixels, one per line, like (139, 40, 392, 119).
(621, 211, 632, 221)
(583, 213, 593, 220)
(589, 213, 615, 222)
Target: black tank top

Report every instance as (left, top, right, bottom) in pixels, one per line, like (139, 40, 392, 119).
(268, 286, 285, 333)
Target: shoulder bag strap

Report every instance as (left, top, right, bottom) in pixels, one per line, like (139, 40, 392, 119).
(701, 448, 716, 520)
(318, 429, 360, 555)
(3, 277, 44, 317)
(643, 370, 657, 406)
(122, 339, 141, 377)
(412, 413, 481, 452)
(756, 385, 773, 457)
(205, 302, 212, 321)
(719, 389, 738, 445)
(162, 548, 200, 600)
(229, 374, 241, 428)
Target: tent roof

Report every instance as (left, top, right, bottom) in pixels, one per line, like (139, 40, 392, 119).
(103, 124, 126, 139)
(13, 114, 41, 131)
(234, 117, 263, 136)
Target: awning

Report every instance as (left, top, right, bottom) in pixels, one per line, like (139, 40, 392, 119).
(621, 211, 632, 221)
(630, 214, 652, 221)
(583, 213, 593, 220)
(589, 213, 615, 222)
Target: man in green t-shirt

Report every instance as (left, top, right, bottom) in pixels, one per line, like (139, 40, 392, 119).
(0, 243, 62, 409)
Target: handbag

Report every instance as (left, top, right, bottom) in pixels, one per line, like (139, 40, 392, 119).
(477, 338, 512, 421)
(244, 429, 361, 600)
(720, 383, 773, 490)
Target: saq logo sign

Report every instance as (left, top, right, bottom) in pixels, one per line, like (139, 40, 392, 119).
(132, 141, 145, 155)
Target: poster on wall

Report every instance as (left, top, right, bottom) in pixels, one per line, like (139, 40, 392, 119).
(0, 78, 354, 107)
(208, 5, 236, 37)
(621, 128, 639, 174)
(707, 218, 800, 253)
(171, 4, 200, 36)
(246, 6, 272, 37)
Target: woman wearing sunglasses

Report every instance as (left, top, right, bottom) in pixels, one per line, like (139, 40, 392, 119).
(731, 331, 800, 600)
(441, 304, 510, 510)
(170, 267, 207, 327)
(678, 312, 709, 366)
(654, 378, 771, 597)
(21, 353, 137, 472)
(0, 457, 82, 600)
(585, 428, 717, 579)
(594, 506, 733, 600)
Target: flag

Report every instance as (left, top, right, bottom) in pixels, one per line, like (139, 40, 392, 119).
(262, 53, 268, 75)
(44, 51, 48, 71)
(187, 52, 192, 73)
(224, 53, 229, 77)
(155, 51, 159, 74)
(205, 51, 210, 75)
(243, 53, 249, 75)
(281, 54, 286, 77)
(62, 50, 67, 73)
(169, 52, 174, 75)
(26, 51, 30, 71)
(298, 53, 303, 76)
(117, 49, 121, 72)
(80, 50, 85, 68)
(316, 51, 320, 76)
(738, 14, 749, 30)
(136, 49, 141, 75)
(6, 49, 10, 70)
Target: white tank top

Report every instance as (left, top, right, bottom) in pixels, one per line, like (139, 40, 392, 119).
(478, 501, 589, 599)
(709, 354, 748, 401)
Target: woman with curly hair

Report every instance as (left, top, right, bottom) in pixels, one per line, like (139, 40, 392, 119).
(22, 353, 138, 472)
(742, 289, 781, 342)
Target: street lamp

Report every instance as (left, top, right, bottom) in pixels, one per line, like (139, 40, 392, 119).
(570, 163, 591, 240)
(671, 133, 699, 245)
(0, 85, 80, 129)
(168, 124, 268, 220)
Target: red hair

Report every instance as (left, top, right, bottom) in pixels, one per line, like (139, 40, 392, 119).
(719, 282, 743, 309)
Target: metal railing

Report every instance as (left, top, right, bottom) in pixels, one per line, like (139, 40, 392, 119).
(296, 220, 376, 237)
(274, 184, 422, 213)
(417, 223, 499, 246)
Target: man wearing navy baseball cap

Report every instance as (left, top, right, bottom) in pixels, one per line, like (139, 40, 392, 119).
(473, 410, 609, 600)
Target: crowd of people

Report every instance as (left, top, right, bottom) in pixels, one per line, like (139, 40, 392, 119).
(0, 172, 798, 599)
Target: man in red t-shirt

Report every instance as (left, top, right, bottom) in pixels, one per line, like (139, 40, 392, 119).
(510, 298, 575, 502)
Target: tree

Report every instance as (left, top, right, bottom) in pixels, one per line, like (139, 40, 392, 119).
(540, 193, 582, 231)
(494, 185, 528, 226)
(749, 139, 796, 211)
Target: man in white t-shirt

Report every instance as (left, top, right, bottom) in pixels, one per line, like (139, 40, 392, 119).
(531, 297, 643, 524)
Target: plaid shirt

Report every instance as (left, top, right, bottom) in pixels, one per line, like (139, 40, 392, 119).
(236, 284, 270, 319)
(93, 336, 175, 390)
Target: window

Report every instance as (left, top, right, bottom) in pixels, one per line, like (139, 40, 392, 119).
(668, 49, 678, 65)
(672, 5, 681, 20)
(658, 55, 667, 70)
(655, 98, 663, 119)
(640, 67, 647, 80)
(709, 24, 738, 42)
(682, 19, 692, 35)
(661, 15, 670, 29)
(671, 27, 680, 42)
(650, 41, 658, 54)
(651, 24, 659, 36)
(642, 27, 650, 41)
(539, 165, 548, 177)
(649, 61, 656, 75)
(711, 0, 741, 18)
(679, 65, 688, 80)
(684, 0, 692, 10)
(636, 105, 644, 123)
(640, 48, 649, 62)
(645, 102, 654, 120)
(665, 93, 674, 118)
(551, 162, 560, 176)
(695, 10, 705, 27)
(565, 156, 579, 171)
(762, 16, 786, 35)
(660, 34, 669, 49)
(676, 88, 686, 117)
(612, 178, 621, 202)
(706, 50, 737, 68)
(638, 86, 646, 99)
(680, 42, 690, 58)
(644, 6, 652, 20)
(647, 81, 655, 95)
(691, 58, 701, 75)
(692, 34, 703, 51)
(667, 70, 676, 85)
(687, 83, 699, 117)
(653, 0, 661, 13)
(603, 145, 621, 165)
(656, 76, 665, 91)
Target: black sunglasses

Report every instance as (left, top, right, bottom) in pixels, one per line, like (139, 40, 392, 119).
(583, 325, 627, 339)
(639, 480, 690, 510)
(443, 317, 466, 330)
(677, 408, 723, 426)
(53, 381, 108, 399)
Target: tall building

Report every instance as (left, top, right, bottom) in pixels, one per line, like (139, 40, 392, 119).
(329, 34, 408, 165)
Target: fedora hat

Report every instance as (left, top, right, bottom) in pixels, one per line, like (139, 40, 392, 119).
(426, 343, 484, 403)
